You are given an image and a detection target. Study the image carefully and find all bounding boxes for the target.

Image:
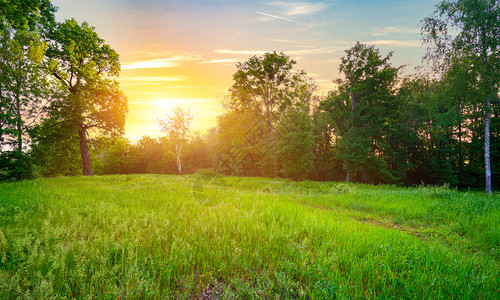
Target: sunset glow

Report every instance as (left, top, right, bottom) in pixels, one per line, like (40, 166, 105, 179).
(51, 0, 437, 141)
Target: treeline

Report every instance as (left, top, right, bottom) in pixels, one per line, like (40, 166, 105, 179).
(1, 0, 498, 192)
(63, 43, 498, 190)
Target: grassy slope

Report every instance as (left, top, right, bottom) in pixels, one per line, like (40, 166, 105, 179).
(0, 174, 498, 299)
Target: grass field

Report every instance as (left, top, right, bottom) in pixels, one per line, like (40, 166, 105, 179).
(0, 173, 498, 299)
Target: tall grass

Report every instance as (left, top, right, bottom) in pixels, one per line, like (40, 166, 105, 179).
(0, 174, 498, 298)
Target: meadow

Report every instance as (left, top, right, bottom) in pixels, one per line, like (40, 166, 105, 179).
(0, 172, 498, 299)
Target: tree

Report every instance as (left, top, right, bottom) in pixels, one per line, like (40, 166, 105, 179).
(226, 52, 314, 177)
(229, 52, 311, 177)
(325, 42, 401, 184)
(46, 19, 127, 176)
(159, 107, 192, 175)
(0, 0, 56, 180)
(422, 0, 500, 193)
(0, 25, 49, 179)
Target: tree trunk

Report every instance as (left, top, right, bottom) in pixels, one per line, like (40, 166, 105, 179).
(78, 126, 93, 176)
(346, 85, 356, 183)
(458, 98, 463, 173)
(270, 109, 277, 177)
(265, 102, 276, 177)
(15, 89, 22, 155)
(15, 81, 23, 180)
(0, 86, 3, 143)
(349, 79, 356, 122)
(482, 46, 492, 194)
(485, 97, 491, 194)
(176, 143, 182, 175)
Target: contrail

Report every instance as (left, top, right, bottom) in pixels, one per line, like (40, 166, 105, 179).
(256, 11, 302, 24)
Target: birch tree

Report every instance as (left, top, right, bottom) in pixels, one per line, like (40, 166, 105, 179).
(422, 0, 500, 194)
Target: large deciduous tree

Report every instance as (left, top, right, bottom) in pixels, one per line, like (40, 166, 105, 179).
(422, 0, 500, 194)
(226, 52, 313, 177)
(325, 42, 402, 184)
(46, 19, 127, 176)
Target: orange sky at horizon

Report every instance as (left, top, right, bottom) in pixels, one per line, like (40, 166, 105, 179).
(51, 0, 437, 142)
(118, 51, 236, 140)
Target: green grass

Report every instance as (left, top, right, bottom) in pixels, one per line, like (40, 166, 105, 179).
(0, 173, 498, 299)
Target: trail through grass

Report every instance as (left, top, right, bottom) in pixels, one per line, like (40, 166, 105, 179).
(0, 174, 498, 299)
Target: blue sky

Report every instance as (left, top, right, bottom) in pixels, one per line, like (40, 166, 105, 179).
(51, 0, 439, 140)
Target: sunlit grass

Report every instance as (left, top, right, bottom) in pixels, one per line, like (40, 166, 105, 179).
(0, 174, 498, 298)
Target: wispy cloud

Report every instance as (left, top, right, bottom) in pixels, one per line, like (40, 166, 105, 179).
(368, 40, 422, 47)
(369, 26, 420, 37)
(266, 1, 332, 16)
(314, 58, 341, 64)
(287, 47, 339, 55)
(263, 38, 313, 44)
(215, 47, 340, 56)
(122, 54, 202, 70)
(120, 76, 187, 82)
(122, 59, 179, 70)
(199, 58, 238, 64)
(215, 49, 268, 55)
(256, 11, 301, 24)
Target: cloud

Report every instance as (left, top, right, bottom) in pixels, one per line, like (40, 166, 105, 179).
(369, 26, 420, 37)
(256, 11, 302, 24)
(122, 54, 202, 70)
(287, 47, 339, 55)
(263, 38, 309, 44)
(266, 1, 332, 16)
(368, 40, 422, 47)
(215, 47, 340, 56)
(314, 58, 341, 64)
(199, 58, 238, 64)
(120, 76, 187, 82)
(215, 49, 268, 55)
(122, 59, 179, 70)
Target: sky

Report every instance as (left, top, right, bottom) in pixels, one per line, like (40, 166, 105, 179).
(51, 0, 438, 141)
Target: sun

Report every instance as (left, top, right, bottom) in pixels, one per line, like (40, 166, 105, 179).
(124, 98, 222, 142)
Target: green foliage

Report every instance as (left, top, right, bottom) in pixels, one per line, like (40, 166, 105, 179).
(0, 175, 498, 298)
(230, 51, 305, 114)
(45, 18, 127, 176)
(0, 0, 56, 31)
(216, 105, 266, 176)
(325, 42, 402, 184)
(0, 151, 33, 181)
(276, 109, 315, 180)
(217, 52, 315, 178)
(422, 0, 500, 193)
(30, 119, 81, 177)
(0, 21, 51, 180)
(88, 134, 213, 176)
